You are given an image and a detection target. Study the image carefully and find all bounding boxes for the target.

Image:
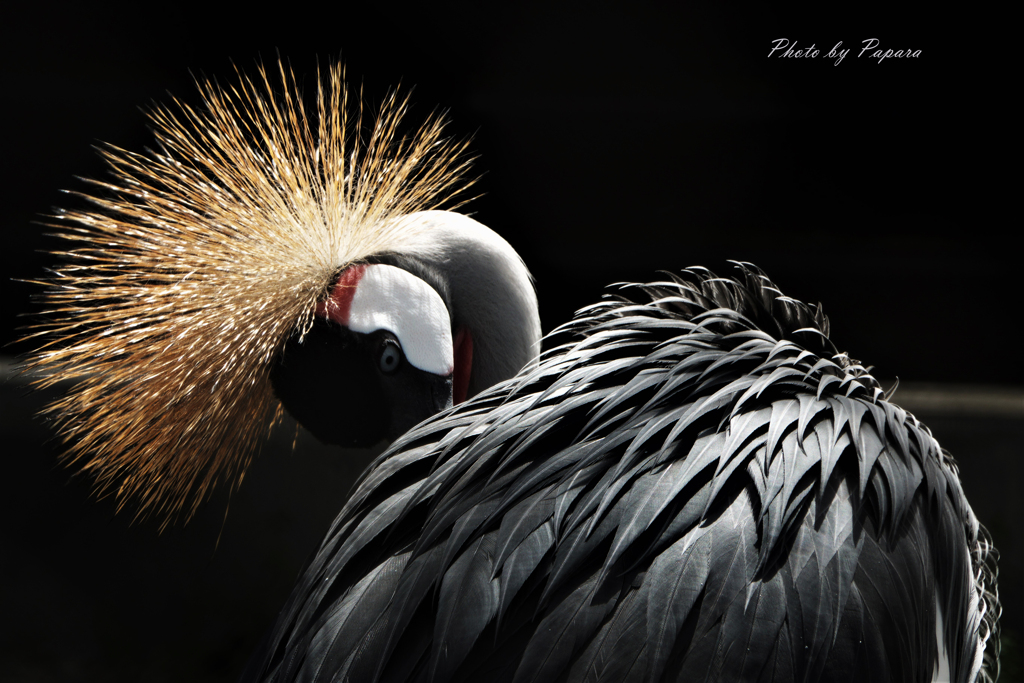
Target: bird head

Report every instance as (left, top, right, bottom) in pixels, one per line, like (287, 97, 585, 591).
(23, 61, 540, 524)
(271, 261, 457, 447)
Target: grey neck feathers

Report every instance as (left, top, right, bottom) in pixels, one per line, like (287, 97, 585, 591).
(391, 211, 542, 398)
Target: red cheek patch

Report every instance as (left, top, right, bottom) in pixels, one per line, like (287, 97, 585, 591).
(316, 264, 367, 326)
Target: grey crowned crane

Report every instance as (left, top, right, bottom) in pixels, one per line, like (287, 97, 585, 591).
(25, 62, 998, 681)
(247, 265, 1000, 683)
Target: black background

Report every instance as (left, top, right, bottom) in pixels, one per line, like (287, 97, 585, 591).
(1, 3, 1018, 681)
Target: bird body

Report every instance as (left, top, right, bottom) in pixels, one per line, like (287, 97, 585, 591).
(244, 266, 999, 683)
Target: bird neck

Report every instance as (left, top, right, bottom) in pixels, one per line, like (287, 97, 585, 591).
(390, 211, 541, 398)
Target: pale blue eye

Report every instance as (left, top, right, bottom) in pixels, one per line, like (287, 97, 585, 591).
(379, 342, 402, 373)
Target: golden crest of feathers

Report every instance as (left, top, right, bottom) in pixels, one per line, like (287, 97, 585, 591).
(24, 60, 476, 525)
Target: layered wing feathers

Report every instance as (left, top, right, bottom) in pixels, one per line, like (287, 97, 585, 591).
(247, 263, 998, 683)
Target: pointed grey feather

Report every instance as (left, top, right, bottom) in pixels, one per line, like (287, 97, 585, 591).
(429, 534, 501, 682)
(644, 531, 714, 682)
(497, 521, 555, 627)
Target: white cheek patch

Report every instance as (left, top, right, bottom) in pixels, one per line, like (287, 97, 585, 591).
(325, 264, 453, 377)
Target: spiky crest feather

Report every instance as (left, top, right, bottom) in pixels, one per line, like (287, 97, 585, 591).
(24, 60, 476, 525)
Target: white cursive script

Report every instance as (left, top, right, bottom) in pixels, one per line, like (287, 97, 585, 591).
(769, 38, 922, 65)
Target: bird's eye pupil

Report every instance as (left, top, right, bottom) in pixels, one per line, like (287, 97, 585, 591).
(379, 342, 401, 373)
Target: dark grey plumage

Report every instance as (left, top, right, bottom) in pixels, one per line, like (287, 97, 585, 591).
(243, 263, 999, 683)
